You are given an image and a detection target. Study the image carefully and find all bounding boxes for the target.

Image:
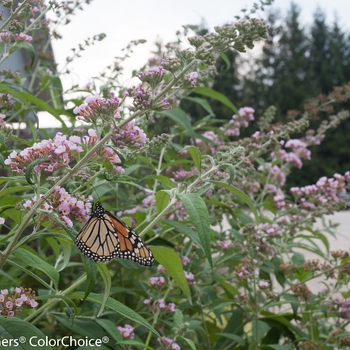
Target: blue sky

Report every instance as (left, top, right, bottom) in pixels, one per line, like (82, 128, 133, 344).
(51, 0, 350, 91)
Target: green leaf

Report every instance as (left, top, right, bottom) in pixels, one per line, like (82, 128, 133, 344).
(81, 255, 97, 300)
(218, 52, 231, 70)
(182, 145, 201, 172)
(0, 318, 51, 350)
(95, 319, 122, 343)
(173, 309, 184, 328)
(9, 42, 35, 66)
(0, 186, 32, 197)
(178, 336, 197, 350)
(178, 193, 213, 267)
(96, 263, 111, 317)
(163, 219, 203, 249)
(156, 191, 170, 214)
(7, 258, 54, 291)
(69, 292, 160, 338)
(160, 108, 196, 140)
(13, 248, 59, 289)
(150, 246, 192, 303)
(185, 96, 215, 116)
(193, 87, 237, 112)
(252, 319, 270, 344)
(25, 157, 49, 184)
(210, 180, 260, 223)
(216, 332, 245, 347)
(143, 175, 177, 189)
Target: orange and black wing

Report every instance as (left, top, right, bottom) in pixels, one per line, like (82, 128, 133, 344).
(75, 202, 154, 266)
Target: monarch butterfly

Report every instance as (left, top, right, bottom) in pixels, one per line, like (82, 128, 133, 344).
(75, 202, 154, 266)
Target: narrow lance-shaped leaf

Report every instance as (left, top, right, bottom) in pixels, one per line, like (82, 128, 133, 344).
(96, 262, 111, 317)
(193, 87, 238, 113)
(178, 192, 213, 267)
(81, 255, 98, 300)
(0, 318, 51, 350)
(13, 248, 59, 289)
(156, 190, 170, 214)
(151, 246, 192, 303)
(9, 42, 35, 66)
(160, 108, 196, 140)
(182, 145, 202, 173)
(210, 180, 260, 223)
(69, 292, 160, 338)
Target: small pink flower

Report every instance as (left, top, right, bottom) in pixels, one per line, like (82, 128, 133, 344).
(149, 276, 165, 287)
(185, 271, 196, 285)
(258, 280, 270, 289)
(167, 303, 176, 312)
(157, 264, 166, 273)
(15, 298, 23, 307)
(143, 298, 152, 307)
(181, 256, 190, 266)
(157, 299, 167, 309)
(30, 299, 38, 308)
(217, 240, 233, 250)
(62, 215, 73, 227)
(117, 324, 134, 340)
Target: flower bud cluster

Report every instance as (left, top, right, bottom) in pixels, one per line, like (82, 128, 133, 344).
(111, 120, 147, 149)
(136, 66, 165, 90)
(24, 186, 92, 227)
(130, 84, 171, 111)
(5, 132, 84, 174)
(73, 92, 120, 123)
(0, 287, 38, 317)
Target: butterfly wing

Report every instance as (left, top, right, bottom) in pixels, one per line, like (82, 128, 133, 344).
(75, 202, 154, 266)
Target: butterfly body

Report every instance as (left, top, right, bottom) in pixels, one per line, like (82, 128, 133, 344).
(75, 202, 154, 266)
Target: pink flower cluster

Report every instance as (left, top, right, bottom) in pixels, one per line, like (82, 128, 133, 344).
(136, 66, 165, 89)
(0, 32, 11, 43)
(73, 92, 120, 123)
(158, 336, 181, 350)
(117, 324, 134, 340)
(185, 271, 196, 285)
(82, 129, 124, 174)
(290, 173, 350, 211)
(0, 287, 38, 317)
(111, 120, 147, 149)
(143, 298, 177, 313)
(15, 33, 33, 42)
(5, 132, 84, 174)
(272, 139, 311, 170)
(334, 296, 350, 320)
(264, 184, 286, 209)
(217, 239, 234, 250)
(224, 107, 255, 137)
(172, 166, 198, 180)
(183, 71, 198, 88)
(259, 223, 282, 237)
(0, 113, 6, 126)
(258, 164, 286, 185)
(24, 186, 92, 227)
(130, 84, 171, 111)
(149, 276, 166, 287)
